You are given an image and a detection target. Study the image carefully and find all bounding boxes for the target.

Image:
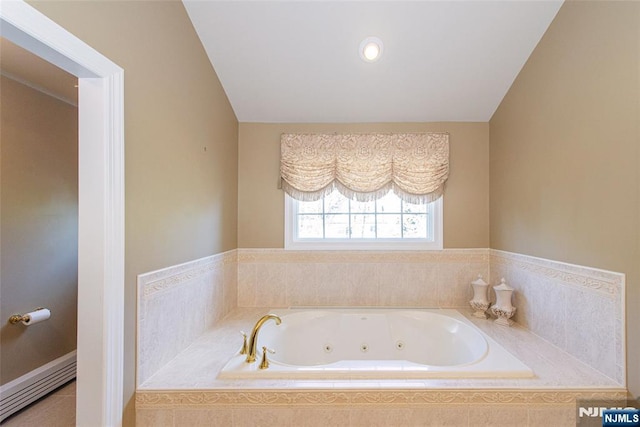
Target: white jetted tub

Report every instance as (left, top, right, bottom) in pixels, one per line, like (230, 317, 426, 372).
(218, 308, 533, 379)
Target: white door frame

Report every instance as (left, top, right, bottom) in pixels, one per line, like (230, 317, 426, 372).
(0, 1, 125, 426)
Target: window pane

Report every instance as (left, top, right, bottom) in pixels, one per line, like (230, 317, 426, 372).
(350, 214, 376, 238)
(298, 214, 323, 238)
(325, 214, 350, 238)
(351, 199, 375, 214)
(298, 199, 323, 214)
(377, 214, 402, 238)
(403, 214, 428, 238)
(289, 190, 439, 247)
(325, 191, 349, 213)
(403, 200, 427, 214)
(377, 192, 401, 213)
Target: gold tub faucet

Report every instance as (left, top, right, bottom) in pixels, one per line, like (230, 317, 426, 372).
(245, 314, 281, 363)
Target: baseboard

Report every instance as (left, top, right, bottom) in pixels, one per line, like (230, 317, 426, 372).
(0, 350, 76, 422)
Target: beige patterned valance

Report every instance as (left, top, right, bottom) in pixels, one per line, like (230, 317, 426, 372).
(280, 132, 449, 204)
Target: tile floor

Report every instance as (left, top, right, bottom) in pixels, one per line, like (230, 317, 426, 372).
(1, 380, 75, 426)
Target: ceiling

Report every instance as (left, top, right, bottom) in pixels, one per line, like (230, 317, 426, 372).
(184, 0, 563, 123)
(0, 37, 78, 106)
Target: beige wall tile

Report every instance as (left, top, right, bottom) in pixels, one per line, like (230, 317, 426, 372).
(490, 250, 624, 384)
(409, 405, 470, 427)
(238, 263, 257, 307)
(286, 264, 321, 306)
(528, 405, 575, 427)
(138, 253, 238, 385)
(224, 259, 238, 315)
(136, 408, 174, 427)
(349, 407, 414, 427)
(468, 404, 528, 427)
(255, 262, 288, 307)
(564, 288, 617, 380)
(438, 262, 479, 307)
(232, 406, 295, 426)
(240, 249, 490, 309)
(291, 407, 351, 427)
(174, 408, 233, 427)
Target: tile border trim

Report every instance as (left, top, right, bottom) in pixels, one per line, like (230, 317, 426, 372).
(138, 250, 237, 297)
(490, 250, 624, 297)
(136, 389, 627, 408)
(237, 248, 489, 264)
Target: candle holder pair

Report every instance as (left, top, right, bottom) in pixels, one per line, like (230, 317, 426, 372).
(469, 275, 516, 326)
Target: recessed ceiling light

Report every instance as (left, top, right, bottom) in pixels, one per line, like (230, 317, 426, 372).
(359, 36, 383, 63)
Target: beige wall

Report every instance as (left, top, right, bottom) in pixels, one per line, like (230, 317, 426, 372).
(29, 1, 239, 424)
(239, 122, 489, 248)
(0, 76, 78, 384)
(490, 1, 640, 395)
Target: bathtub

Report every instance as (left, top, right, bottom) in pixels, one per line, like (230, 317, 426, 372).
(218, 308, 533, 379)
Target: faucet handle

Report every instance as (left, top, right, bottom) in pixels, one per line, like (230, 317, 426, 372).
(259, 346, 275, 370)
(239, 331, 248, 355)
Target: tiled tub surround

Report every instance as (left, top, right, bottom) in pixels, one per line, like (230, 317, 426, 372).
(136, 248, 627, 425)
(490, 250, 625, 385)
(235, 248, 624, 384)
(136, 308, 625, 427)
(137, 250, 237, 386)
(237, 249, 489, 308)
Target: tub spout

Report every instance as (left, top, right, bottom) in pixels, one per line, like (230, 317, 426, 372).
(245, 314, 281, 363)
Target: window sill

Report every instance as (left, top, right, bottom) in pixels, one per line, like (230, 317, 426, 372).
(284, 240, 443, 251)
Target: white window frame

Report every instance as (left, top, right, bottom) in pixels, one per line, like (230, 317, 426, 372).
(284, 193, 443, 250)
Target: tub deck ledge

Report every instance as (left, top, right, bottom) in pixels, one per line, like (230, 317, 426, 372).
(136, 307, 627, 426)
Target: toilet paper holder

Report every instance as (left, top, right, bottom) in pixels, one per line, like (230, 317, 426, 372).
(8, 307, 47, 325)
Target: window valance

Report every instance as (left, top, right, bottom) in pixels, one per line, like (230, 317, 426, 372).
(280, 132, 449, 204)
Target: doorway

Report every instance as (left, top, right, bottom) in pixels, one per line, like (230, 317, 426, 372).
(0, 37, 78, 423)
(0, 1, 124, 425)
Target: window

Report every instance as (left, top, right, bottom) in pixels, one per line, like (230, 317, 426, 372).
(285, 190, 443, 250)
